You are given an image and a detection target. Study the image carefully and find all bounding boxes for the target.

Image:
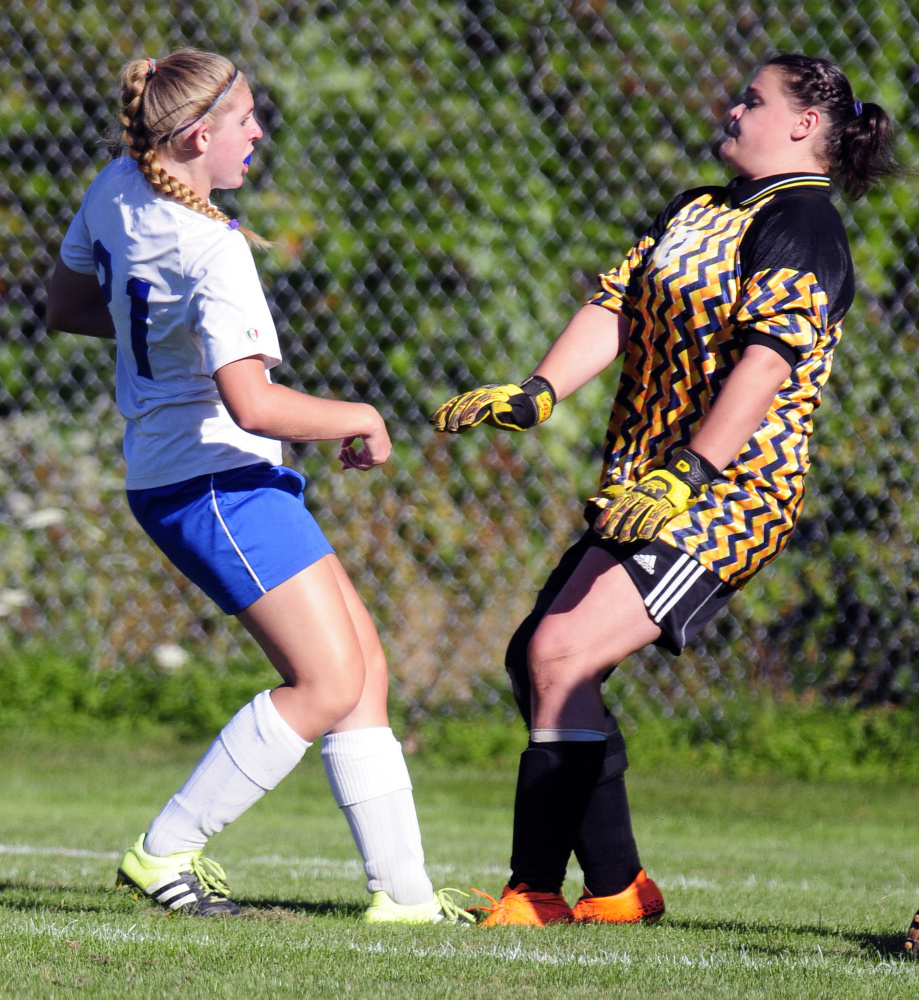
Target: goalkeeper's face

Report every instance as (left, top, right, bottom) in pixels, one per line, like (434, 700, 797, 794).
(718, 65, 811, 180)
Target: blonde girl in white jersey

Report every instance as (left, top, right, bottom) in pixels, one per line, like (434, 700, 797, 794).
(47, 50, 468, 923)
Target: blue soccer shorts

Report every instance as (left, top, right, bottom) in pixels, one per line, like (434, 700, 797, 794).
(127, 463, 335, 615)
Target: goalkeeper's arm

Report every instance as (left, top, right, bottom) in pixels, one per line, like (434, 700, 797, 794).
(587, 343, 794, 542)
(531, 304, 628, 402)
(430, 304, 626, 434)
(687, 344, 793, 471)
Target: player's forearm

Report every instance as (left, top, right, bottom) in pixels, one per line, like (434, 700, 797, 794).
(226, 381, 384, 444)
(532, 304, 626, 401)
(688, 344, 792, 472)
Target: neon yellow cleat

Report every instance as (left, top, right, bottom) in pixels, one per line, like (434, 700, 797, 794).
(116, 833, 240, 917)
(363, 888, 475, 924)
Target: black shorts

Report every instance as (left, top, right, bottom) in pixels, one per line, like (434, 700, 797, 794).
(534, 531, 737, 655)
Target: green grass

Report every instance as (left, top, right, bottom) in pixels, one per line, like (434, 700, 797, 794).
(0, 726, 917, 999)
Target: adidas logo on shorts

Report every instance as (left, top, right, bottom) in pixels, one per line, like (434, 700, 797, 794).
(634, 553, 657, 575)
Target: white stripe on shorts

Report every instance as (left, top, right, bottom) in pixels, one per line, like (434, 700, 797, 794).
(209, 477, 268, 597)
(646, 552, 706, 620)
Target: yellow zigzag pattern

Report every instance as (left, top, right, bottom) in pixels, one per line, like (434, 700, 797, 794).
(589, 193, 842, 588)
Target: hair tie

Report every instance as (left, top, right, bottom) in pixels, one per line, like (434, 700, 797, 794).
(853, 99, 864, 116)
(146, 57, 157, 77)
(228, 219, 240, 230)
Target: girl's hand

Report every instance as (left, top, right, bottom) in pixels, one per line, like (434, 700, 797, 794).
(338, 420, 392, 471)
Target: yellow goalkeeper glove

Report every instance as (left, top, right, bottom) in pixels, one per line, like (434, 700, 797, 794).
(588, 449, 719, 542)
(429, 375, 556, 433)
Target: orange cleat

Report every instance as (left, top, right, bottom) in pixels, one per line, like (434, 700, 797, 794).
(572, 869, 665, 924)
(904, 907, 919, 956)
(470, 883, 574, 927)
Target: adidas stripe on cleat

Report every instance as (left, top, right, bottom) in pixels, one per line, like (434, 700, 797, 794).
(470, 883, 574, 927)
(116, 833, 240, 917)
(572, 868, 665, 924)
(363, 888, 476, 924)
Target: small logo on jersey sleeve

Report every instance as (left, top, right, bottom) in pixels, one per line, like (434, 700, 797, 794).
(246, 328, 260, 342)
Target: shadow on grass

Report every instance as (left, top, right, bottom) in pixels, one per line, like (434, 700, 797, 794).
(6, 884, 913, 953)
(237, 898, 365, 918)
(855, 931, 912, 960)
(0, 881, 120, 914)
(0, 881, 369, 920)
(665, 916, 913, 960)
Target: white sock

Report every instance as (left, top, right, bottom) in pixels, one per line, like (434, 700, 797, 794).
(321, 727, 434, 905)
(145, 690, 310, 857)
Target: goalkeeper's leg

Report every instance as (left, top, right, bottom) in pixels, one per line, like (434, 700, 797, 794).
(503, 538, 649, 900)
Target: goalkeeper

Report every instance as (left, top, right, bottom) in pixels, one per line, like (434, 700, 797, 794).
(431, 53, 895, 927)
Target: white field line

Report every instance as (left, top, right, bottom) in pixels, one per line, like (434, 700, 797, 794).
(348, 940, 919, 976)
(8, 915, 219, 946)
(0, 844, 119, 860)
(247, 855, 512, 879)
(0, 844, 508, 880)
(8, 917, 918, 978)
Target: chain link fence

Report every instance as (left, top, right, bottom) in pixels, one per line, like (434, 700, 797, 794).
(2, 1, 918, 727)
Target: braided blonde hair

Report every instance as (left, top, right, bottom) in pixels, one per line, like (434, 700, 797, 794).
(120, 50, 270, 247)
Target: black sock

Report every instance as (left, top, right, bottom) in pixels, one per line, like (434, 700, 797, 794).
(571, 730, 642, 897)
(508, 740, 605, 894)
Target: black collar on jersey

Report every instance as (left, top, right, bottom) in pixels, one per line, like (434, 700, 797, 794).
(726, 172, 831, 209)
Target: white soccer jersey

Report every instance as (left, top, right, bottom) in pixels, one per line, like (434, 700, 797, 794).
(60, 157, 283, 489)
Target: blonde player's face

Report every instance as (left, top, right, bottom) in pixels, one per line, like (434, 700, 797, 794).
(718, 66, 806, 179)
(204, 77, 263, 192)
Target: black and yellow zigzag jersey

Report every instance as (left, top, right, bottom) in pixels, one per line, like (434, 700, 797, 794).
(588, 173, 854, 588)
